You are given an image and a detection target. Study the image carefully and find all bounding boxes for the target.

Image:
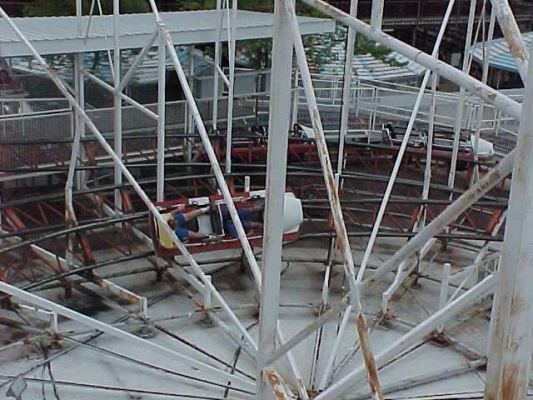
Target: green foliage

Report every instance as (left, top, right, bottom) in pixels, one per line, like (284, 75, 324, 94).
(23, 0, 149, 17)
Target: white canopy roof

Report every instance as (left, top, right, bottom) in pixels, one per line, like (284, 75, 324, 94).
(0, 10, 334, 57)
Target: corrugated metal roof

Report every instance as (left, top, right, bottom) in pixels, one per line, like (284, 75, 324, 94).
(316, 40, 425, 81)
(0, 10, 334, 57)
(471, 31, 533, 73)
(12, 47, 214, 85)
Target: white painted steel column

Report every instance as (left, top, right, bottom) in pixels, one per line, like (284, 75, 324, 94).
(212, 0, 223, 130)
(438, 262, 451, 332)
(337, 0, 358, 174)
(419, 72, 438, 228)
(257, 2, 293, 396)
(75, 0, 86, 190)
(370, 0, 383, 30)
(156, 30, 166, 202)
(472, 7, 495, 183)
(74, 53, 86, 190)
(318, 304, 353, 390)
(485, 50, 533, 400)
(187, 45, 195, 162)
(290, 65, 299, 127)
(113, 0, 122, 211)
(358, 0, 456, 282)
(489, 0, 529, 82)
(448, 0, 476, 193)
(299, 0, 522, 120)
(225, 0, 237, 174)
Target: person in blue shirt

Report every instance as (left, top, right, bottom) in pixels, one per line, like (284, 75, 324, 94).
(221, 204, 263, 238)
(167, 204, 210, 242)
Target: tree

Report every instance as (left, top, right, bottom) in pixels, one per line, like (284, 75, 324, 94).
(23, 0, 149, 17)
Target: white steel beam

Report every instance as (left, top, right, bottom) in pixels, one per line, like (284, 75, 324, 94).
(82, 70, 159, 121)
(157, 30, 166, 202)
(212, 0, 224, 130)
(113, 0, 122, 211)
(117, 29, 159, 93)
(74, 53, 86, 190)
(257, 0, 293, 398)
(485, 46, 533, 400)
(472, 7, 496, 183)
(225, 0, 237, 174)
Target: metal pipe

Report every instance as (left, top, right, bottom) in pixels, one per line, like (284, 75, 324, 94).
(318, 305, 353, 390)
(113, 0, 122, 211)
(448, 0, 477, 193)
(212, 0, 224, 130)
(117, 29, 159, 93)
(419, 72, 438, 227)
(157, 30, 166, 202)
(225, 0, 237, 174)
(82, 69, 159, 121)
(472, 6, 496, 183)
(299, 0, 522, 121)
(337, 0, 358, 175)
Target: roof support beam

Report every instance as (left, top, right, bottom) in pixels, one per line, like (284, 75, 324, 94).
(257, 0, 294, 398)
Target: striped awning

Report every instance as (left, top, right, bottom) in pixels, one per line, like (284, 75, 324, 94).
(471, 32, 533, 73)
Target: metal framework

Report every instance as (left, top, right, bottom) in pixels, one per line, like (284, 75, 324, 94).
(0, 0, 531, 399)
